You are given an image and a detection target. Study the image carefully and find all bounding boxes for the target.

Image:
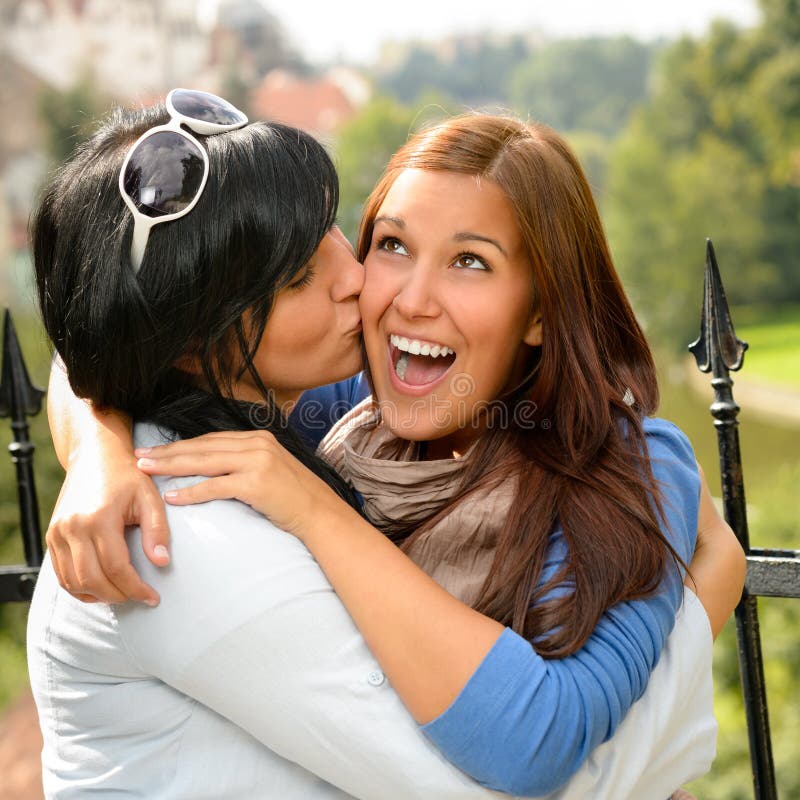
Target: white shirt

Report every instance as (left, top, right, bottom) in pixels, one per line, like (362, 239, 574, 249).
(26, 423, 717, 799)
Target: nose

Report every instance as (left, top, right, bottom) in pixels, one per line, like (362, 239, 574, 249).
(330, 236, 365, 303)
(391, 263, 441, 320)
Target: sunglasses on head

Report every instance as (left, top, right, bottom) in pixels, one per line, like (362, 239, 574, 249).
(118, 88, 248, 273)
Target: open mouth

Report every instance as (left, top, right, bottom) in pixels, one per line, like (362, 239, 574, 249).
(389, 333, 457, 387)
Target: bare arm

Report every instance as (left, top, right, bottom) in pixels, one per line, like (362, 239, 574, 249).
(136, 428, 696, 730)
(287, 492, 504, 723)
(45, 357, 170, 604)
(137, 429, 503, 723)
(684, 464, 746, 639)
(48, 356, 133, 467)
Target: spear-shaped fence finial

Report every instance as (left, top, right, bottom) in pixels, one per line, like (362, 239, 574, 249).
(688, 241, 776, 800)
(0, 309, 45, 419)
(0, 308, 45, 592)
(689, 238, 749, 376)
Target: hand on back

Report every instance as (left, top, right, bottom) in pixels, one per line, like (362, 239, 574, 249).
(47, 443, 170, 605)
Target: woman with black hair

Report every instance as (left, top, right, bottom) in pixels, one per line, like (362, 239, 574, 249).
(30, 97, 732, 799)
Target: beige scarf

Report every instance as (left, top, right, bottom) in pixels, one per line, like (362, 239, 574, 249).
(319, 399, 516, 606)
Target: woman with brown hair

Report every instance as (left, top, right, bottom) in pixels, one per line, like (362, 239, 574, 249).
(45, 113, 742, 798)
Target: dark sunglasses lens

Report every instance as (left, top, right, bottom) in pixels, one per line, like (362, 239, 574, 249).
(170, 89, 247, 126)
(122, 131, 206, 218)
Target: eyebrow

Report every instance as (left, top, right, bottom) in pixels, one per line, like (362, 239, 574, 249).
(374, 216, 508, 257)
(373, 215, 405, 228)
(453, 232, 508, 257)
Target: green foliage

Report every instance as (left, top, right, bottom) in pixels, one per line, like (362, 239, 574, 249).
(734, 304, 800, 388)
(37, 75, 110, 164)
(760, 0, 800, 44)
(333, 95, 453, 244)
(563, 131, 613, 208)
(376, 36, 532, 107)
(606, 13, 800, 348)
(607, 121, 768, 340)
(510, 37, 658, 136)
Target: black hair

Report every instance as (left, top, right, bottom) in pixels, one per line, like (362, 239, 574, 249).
(33, 103, 358, 507)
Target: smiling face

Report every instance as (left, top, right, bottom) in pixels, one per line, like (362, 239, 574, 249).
(360, 168, 542, 457)
(234, 227, 364, 410)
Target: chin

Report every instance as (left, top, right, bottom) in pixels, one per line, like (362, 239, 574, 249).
(326, 352, 365, 384)
(380, 414, 458, 444)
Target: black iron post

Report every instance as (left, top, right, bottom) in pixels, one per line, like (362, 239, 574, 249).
(0, 309, 45, 601)
(688, 240, 777, 800)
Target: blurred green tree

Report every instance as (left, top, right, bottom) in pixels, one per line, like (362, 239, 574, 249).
(607, 4, 800, 346)
(510, 37, 657, 136)
(376, 35, 532, 107)
(38, 74, 109, 164)
(334, 95, 454, 244)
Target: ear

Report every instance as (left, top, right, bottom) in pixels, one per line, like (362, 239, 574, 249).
(523, 312, 543, 347)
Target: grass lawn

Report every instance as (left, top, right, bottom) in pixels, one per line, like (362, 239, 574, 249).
(731, 304, 800, 390)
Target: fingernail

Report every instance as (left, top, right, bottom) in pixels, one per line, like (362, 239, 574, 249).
(137, 457, 155, 468)
(135, 447, 152, 455)
(153, 545, 170, 562)
(164, 490, 178, 501)
(144, 598, 159, 607)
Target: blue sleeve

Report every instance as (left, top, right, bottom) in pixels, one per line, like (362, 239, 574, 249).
(289, 373, 370, 448)
(422, 418, 700, 796)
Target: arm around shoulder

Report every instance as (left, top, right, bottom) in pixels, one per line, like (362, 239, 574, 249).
(45, 356, 169, 605)
(685, 463, 746, 639)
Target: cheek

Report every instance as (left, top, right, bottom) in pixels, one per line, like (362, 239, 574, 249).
(464, 298, 533, 386)
(267, 293, 324, 355)
(358, 261, 393, 329)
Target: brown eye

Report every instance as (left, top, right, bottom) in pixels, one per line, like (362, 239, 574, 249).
(453, 252, 490, 271)
(377, 236, 409, 256)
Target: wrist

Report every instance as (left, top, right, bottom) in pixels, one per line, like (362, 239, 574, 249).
(67, 428, 136, 470)
(296, 492, 359, 548)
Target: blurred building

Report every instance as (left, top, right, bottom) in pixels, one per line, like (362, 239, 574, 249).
(211, 0, 307, 78)
(3, 0, 209, 101)
(252, 67, 370, 140)
(0, 0, 371, 301)
(0, 50, 47, 304)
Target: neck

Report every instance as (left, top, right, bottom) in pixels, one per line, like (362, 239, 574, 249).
(421, 431, 476, 461)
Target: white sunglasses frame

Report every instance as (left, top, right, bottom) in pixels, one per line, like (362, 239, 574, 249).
(118, 88, 248, 273)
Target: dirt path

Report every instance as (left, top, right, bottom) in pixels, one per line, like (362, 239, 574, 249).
(0, 688, 43, 800)
(684, 357, 800, 429)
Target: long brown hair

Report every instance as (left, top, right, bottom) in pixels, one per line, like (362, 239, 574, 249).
(358, 114, 681, 658)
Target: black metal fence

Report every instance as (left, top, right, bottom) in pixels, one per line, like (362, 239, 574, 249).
(0, 309, 44, 603)
(688, 241, 800, 799)
(1, 243, 798, 798)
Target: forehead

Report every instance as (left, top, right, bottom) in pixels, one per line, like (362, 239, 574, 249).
(377, 169, 521, 244)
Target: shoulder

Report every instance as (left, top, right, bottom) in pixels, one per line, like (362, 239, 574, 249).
(642, 417, 699, 495)
(289, 374, 370, 449)
(125, 424, 329, 672)
(642, 416, 696, 465)
(642, 417, 700, 560)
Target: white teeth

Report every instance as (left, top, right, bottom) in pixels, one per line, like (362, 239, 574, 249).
(396, 352, 409, 381)
(389, 334, 454, 358)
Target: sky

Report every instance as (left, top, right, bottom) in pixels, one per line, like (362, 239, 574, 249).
(199, 0, 761, 65)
